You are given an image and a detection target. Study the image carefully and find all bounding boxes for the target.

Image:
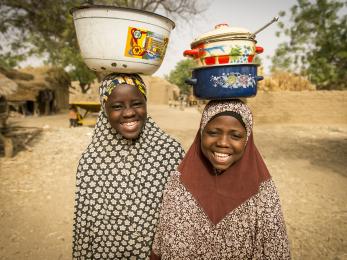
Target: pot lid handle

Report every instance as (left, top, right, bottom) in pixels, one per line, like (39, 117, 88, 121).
(215, 23, 229, 29)
(250, 16, 279, 38)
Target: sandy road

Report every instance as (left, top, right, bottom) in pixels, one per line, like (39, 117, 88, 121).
(0, 105, 346, 260)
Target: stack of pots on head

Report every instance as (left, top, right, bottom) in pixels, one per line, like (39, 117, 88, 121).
(184, 23, 264, 99)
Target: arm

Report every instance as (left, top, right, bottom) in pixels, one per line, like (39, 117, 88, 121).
(72, 155, 93, 259)
(253, 180, 291, 259)
(150, 251, 161, 260)
(149, 172, 181, 260)
(150, 188, 164, 260)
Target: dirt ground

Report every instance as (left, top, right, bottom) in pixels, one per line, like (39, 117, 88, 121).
(0, 104, 346, 260)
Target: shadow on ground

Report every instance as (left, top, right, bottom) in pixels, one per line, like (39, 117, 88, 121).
(257, 132, 347, 177)
(0, 125, 43, 157)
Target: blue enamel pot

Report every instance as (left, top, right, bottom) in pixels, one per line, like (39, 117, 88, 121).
(186, 64, 263, 99)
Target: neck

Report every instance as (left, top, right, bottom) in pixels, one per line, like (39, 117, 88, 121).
(213, 168, 224, 176)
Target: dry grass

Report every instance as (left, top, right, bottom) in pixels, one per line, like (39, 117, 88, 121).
(259, 70, 316, 91)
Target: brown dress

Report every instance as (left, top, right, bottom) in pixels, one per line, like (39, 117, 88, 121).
(150, 100, 291, 259)
(151, 173, 290, 259)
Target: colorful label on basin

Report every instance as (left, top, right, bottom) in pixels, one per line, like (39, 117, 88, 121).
(124, 27, 169, 61)
(210, 73, 256, 89)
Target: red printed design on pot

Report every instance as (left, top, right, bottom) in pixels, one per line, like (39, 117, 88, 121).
(184, 24, 263, 67)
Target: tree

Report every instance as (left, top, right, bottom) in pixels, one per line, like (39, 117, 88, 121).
(0, 0, 205, 92)
(89, 0, 204, 18)
(271, 0, 347, 90)
(165, 59, 196, 95)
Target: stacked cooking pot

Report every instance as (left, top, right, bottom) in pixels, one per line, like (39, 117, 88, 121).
(184, 23, 267, 99)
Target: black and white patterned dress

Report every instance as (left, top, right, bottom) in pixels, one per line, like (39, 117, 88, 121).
(72, 111, 184, 259)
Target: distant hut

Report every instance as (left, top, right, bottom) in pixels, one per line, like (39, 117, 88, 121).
(3, 66, 70, 115)
(70, 76, 181, 106)
(0, 73, 19, 157)
(70, 80, 100, 103)
(0, 72, 18, 127)
(0, 72, 18, 96)
(142, 76, 180, 105)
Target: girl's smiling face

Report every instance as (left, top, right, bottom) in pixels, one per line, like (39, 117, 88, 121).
(201, 115, 247, 171)
(105, 84, 147, 139)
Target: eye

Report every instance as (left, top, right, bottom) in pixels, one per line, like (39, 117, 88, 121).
(206, 130, 219, 137)
(230, 131, 244, 140)
(132, 100, 144, 108)
(111, 103, 123, 110)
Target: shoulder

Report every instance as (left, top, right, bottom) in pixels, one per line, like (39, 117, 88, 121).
(146, 117, 185, 152)
(258, 179, 280, 200)
(162, 171, 183, 197)
(256, 179, 284, 214)
(168, 170, 181, 182)
(161, 171, 181, 190)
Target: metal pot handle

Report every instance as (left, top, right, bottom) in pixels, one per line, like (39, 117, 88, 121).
(183, 49, 201, 58)
(256, 76, 264, 81)
(185, 78, 197, 86)
(255, 46, 264, 54)
(250, 16, 279, 38)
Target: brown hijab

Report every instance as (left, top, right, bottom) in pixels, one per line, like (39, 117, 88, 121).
(179, 99, 271, 225)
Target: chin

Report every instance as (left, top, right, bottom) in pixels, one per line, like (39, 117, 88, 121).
(212, 161, 234, 171)
(114, 125, 141, 139)
(215, 166, 229, 171)
(122, 131, 141, 140)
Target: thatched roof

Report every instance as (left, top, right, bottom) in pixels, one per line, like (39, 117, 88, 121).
(6, 66, 70, 102)
(0, 72, 18, 97)
(0, 66, 34, 81)
(258, 70, 316, 91)
(142, 76, 180, 104)
(69, 80, 100, 103)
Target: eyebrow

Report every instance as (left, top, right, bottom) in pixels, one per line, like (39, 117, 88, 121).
(206, 127, 245, 133)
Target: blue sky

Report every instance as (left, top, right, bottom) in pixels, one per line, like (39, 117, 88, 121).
(154, 0, 298, 77)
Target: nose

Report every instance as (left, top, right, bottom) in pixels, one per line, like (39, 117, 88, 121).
(216, 134, 230, 147)
(122, 107, 136, 118)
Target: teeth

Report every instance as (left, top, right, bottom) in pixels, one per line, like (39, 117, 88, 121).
(214, 152, 230, 163)
(123, 121, 137, 127)
(214, 152, 230, 158)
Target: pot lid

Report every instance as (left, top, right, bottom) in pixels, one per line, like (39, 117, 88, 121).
(191, 24, 254, 46)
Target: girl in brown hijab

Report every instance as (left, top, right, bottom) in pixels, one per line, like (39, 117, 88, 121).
(150, 99, 291, 259)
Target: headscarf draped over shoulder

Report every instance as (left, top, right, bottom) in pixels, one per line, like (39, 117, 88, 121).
(179, 99, 271, 225)
(72, 73, 184, 259)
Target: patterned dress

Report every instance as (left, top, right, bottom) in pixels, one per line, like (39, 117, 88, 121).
(72, 111, 184, 259)
(151, 173, 290, 259)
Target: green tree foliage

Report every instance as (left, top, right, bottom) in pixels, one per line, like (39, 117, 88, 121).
(0, 0, 94, 92)
(254, 55, 262, 65)
(0, 0, 205, 92)
(271, 0, 347, 90)
(165, 59, 196, 94)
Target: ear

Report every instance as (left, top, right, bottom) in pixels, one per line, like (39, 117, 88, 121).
(103, 101, 110, 117)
